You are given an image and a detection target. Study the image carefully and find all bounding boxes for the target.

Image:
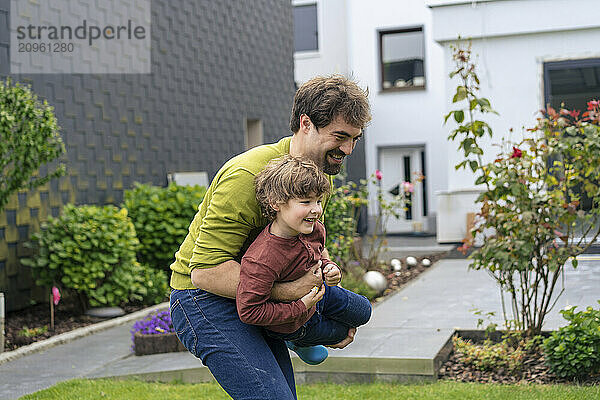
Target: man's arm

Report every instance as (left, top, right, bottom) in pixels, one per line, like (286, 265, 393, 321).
(191, 259, 323, 300)
(190, 260, 240, 299)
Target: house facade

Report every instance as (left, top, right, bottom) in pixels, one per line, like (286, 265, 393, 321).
(293, 0, 600, 241)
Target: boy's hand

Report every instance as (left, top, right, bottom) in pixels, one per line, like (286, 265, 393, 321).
(323, 263, 341, 286)
(300, 284, 325, 310)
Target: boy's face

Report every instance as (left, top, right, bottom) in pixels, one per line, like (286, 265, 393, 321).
(272, 194, 323, 238)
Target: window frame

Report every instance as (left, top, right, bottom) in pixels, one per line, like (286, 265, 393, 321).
(293, 0, 321, 58)
(378, 26, 426, 93)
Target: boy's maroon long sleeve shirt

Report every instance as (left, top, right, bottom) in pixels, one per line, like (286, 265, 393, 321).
(236, 220, 333, 333)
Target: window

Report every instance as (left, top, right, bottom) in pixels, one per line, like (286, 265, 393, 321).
(245, 119, 263, 150)
(544, 58, 600, 111)
(294, 4, 318, 52)
(379, 27, 425, 91)
(544, 58, 600, 211)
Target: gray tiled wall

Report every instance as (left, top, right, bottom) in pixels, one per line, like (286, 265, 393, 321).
(0, 0, 295, 311)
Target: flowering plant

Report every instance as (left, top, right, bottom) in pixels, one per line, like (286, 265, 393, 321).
(447, 42, 600, 336)
(130, 310, 174, 349)
(363, 171, 416, 270)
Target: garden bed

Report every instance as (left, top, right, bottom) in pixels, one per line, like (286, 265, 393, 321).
(3, 301, 146, 352)
(3, 253, 447, 353)
(438, 330, 600, 385)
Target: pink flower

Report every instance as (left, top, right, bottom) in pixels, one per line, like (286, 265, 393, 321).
(52, 286, 61, 306)
(375, 170, 383, 181)
(587, 100, 599, 111)
(511, 146, 522, 159)
(401, 181, 414, 193)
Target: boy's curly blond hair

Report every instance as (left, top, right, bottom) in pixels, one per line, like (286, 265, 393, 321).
(255, 155, 331, 221)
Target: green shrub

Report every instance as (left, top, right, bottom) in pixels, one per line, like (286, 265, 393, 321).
(123, 183, 206, 271)
(24, 204, 162, 308)
(132, 263, 170, 305)
(0, 78, 66, 213)
(543, 302, 600, 379)
(324, 177, 367, 266)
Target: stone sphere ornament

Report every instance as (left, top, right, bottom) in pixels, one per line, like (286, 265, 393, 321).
(390, 258, 402, 271)
(406, 256, 418, 267)
(363, 271, 388, 293)
(421, 258, 432, 267)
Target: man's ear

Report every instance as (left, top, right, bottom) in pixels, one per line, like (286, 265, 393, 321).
(300, 114, 312, 133)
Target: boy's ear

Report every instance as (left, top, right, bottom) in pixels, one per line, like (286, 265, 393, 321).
(270, 201, 280, 212)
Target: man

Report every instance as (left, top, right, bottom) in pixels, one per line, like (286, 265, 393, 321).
(169, 75, 371, 400)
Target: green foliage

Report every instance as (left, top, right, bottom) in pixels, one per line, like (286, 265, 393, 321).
(133, 264, 170, 305)
(543, 302, 600, 379)
(453, 334, 543, 374)
(0, 78, 66, 213)
(18, 325, 48, 338)
(24, 204, 165, 308)
(123, 183, 206, 271)
(324, 174, 367, 265)
(446, 41, 600, 336)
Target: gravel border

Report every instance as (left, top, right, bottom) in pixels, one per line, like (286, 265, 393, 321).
(0, 302, 169, 366)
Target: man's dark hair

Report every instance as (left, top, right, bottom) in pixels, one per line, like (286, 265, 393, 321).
(289, 75, 371, 133)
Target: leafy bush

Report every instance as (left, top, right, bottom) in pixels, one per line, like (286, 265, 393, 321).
(543, 303, 600, 379)
(123, 183, 206, 271)
(133, 264, 170, 306)
(324, 176, 367, 266)
(24, 204, 165, 308)
(0, 78, 66, 213)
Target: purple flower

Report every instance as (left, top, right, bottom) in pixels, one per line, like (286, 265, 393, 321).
(130, 310, 175, 351)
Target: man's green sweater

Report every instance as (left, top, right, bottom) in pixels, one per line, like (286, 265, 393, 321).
(170, 136, 332, 290)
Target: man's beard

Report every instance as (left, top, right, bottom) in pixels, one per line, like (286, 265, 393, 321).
(322, 151, 344, 175)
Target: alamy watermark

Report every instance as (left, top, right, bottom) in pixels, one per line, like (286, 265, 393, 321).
(10, 0, 151, 74)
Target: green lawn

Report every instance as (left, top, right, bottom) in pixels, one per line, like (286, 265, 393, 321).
(20, 379, 599, 400)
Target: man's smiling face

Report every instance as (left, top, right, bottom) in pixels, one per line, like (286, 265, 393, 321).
(302, 115, 363, 175)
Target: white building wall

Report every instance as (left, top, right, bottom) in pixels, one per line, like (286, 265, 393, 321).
(431, 0, 600, 241)
(346, 0, 447, 223)
(293, 0, 600, 241)
(293, 0, 349, 85)
(443, 29, 600, 191)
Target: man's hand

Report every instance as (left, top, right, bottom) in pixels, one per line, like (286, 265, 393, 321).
(322, 263, 341, 286)
(300, 284, 325, 310)
(327, 327, 356, 349)
(271, 260, 323, 302)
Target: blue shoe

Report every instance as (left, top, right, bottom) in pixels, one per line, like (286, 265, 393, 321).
(285, 341, 328, 365)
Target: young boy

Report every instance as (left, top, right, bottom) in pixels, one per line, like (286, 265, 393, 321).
(236, 155, 372, 364)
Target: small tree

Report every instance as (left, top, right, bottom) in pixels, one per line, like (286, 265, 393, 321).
(446, 42, 600, 336)
(0, 79, 65, 213)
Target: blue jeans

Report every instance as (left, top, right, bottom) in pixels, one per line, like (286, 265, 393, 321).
(267, 285, 372, 347)
(170, 288, 297, 400)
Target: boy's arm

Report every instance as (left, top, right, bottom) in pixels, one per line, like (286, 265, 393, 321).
(236, 258, 310, 326)
(191, 259, 323, 300)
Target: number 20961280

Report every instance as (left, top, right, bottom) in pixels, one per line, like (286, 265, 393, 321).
(18, 42, 74, 52)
